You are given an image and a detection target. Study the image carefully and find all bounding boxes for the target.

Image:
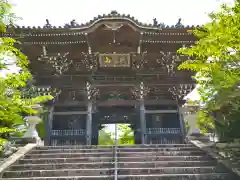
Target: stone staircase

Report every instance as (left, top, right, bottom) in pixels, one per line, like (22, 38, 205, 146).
(1, 144, 238, 179)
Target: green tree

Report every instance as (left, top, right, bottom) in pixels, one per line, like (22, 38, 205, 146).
(0, 1, 52, 149)
(117, 124, 134, 145)
(98, 129, 114, 145)
(178, 1, 240, 140)
(196, 110, 215, 134)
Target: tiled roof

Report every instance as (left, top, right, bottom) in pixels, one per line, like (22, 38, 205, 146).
(7, 11, 200, 30)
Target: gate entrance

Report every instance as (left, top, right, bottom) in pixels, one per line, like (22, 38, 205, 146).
(98, 124, 134, 145)
(18, 12, 196, 146)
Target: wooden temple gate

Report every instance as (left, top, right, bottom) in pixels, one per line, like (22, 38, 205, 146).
(3, 11, 197, 146)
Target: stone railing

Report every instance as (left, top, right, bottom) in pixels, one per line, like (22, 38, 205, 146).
(191, 140, 240, 177)
(0, 143, 37, 174)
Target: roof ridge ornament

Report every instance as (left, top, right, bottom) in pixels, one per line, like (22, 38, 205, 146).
(64, 19, 79, 28)
(110, 10, 118, 15)
(5, 13, 193, 30)
(175, 18, 184, 28)
(44, 19, 52, 28)
(153, 18, 166, 29)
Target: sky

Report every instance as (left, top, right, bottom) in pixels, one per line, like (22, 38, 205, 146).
(10, 0, 234, 27)
(7, 0, 234, 133)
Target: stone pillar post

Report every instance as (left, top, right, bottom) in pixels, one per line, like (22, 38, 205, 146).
(139, 99, 146, 144)
(178, 106, 186, 142)
(182, 105, 209, 141)
(187, 113, 200, 135)
(45, 106, 54, 146)
(86, 101, 92, 145)
(183, 105, 201, 135)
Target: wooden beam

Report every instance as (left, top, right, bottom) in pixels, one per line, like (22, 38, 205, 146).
(145, 109, 178, 113)
(85, 33, 92, 54)
(53, 111, 87, 115)
(53, 99, 180, 107)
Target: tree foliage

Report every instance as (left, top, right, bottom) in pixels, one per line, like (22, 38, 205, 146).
(196, 110, 215, 134)
(98, 129, 114, 145)
(178, 1, 240, 140)
(0, 1, 53, 149)
(98, 124, 135, 145)
(117, 124, 134, 145)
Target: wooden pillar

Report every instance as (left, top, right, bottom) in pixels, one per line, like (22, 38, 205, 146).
(139, 99, 146, 144)
(86, 101, 92, 145)
(45, 106, 54, 146)
(91, 114, 99, 145)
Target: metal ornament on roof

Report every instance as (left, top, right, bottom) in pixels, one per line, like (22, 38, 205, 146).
(37, 46, 72, 75)
(78, 52, 98, 71)
(131, 82, 150, 99)
(64, 19, 79, 28)
(85, 82, 99, 100)
(156, 51, 178, 75)
(168, 84, 194, 100)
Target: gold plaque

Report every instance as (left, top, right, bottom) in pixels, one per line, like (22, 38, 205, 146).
(99, 54, 130, 67)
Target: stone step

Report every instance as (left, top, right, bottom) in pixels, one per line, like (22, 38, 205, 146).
(3, 167, 226, 178)
(24, 151, 206, 158)
(3, 144, 238, 180)
(18, 155, 212, 164)
(30, 147, 200, 154)
(36, 144, 194, 150)
(2, 173, 237, 180)
(10, 161, 217, 170)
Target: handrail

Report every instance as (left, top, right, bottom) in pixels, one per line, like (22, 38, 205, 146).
(114, 124, 118, 180)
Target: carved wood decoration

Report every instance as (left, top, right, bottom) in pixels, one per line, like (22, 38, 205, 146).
(131, 52, 147, 71)
(99, 53, 131, 67)
(51, 89, 62, 102)
(77, 52, 98, 71)
(38, 46, 72, 75)
(103, 22, 123, 31)
(156, 51, 178, 75)
(22, 85, 62, 103)
(131, 82, 150, 99)
(168, 84, 194, 100)
(85, 82, 100, 100)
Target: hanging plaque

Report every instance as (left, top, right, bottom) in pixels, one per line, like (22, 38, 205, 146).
(99, 53, 130, 67)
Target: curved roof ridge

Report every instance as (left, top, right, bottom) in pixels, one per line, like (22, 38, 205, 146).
(8, 11, 201, 30)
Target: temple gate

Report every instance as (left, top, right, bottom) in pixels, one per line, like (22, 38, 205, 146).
(3, 11, 197, 145)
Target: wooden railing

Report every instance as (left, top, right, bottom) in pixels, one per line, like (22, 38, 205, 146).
(50, 139, 85, 146)
(51, 129, 86, 136)
(146, 128, 181, 134)
(146, 128, 182, 144)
